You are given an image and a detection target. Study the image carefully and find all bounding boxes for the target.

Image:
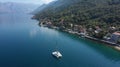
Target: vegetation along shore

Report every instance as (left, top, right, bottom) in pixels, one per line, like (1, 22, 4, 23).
(32, 0, 120, 51)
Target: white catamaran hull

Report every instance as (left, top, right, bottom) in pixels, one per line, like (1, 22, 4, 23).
(52, 51, 62, 58)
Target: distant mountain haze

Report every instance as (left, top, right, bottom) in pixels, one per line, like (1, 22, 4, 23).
(0, 2, 39, 14)
(0, 0, 55, 5)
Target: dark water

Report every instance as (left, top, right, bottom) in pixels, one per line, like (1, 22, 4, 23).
(0, 13, 120, 67)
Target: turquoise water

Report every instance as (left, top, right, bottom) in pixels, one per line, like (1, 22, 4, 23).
(0, 13, 120, 67)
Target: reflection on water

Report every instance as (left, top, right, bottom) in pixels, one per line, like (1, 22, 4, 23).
(30, 26, 39, 38)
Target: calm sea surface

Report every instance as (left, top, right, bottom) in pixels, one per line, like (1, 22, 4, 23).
(0, 13, 120, 67)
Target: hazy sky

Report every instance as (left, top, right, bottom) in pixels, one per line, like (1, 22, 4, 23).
(0, 0, 55, 5)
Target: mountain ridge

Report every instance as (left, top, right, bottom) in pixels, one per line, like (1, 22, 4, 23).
(0, 2, 38, 14)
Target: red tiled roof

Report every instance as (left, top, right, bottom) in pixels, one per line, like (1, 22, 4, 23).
(113, 31, 120, 36)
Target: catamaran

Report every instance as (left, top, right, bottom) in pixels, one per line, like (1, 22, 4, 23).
(52, 51, 62, 58)
(52, 32, 62, 59)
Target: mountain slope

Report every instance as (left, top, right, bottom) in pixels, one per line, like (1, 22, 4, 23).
(34, 0, 120, 26)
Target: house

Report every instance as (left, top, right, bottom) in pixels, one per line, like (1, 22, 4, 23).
(110, 31, 120, 44)
(73, 25, 79, 32)
(94, 26, 102, 34)
(46, 21, 53, 28)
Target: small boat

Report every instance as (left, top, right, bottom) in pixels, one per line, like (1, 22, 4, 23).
(52, 51, 62, 58)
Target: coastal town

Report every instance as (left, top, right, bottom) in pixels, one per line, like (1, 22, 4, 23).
(35, 18, 120, 51)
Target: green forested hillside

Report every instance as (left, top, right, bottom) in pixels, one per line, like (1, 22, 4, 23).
(34, 0, 120, 34)
(34, 0, 120, 25)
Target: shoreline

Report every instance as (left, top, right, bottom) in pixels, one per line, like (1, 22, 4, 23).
(39, 24, 120, 51)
